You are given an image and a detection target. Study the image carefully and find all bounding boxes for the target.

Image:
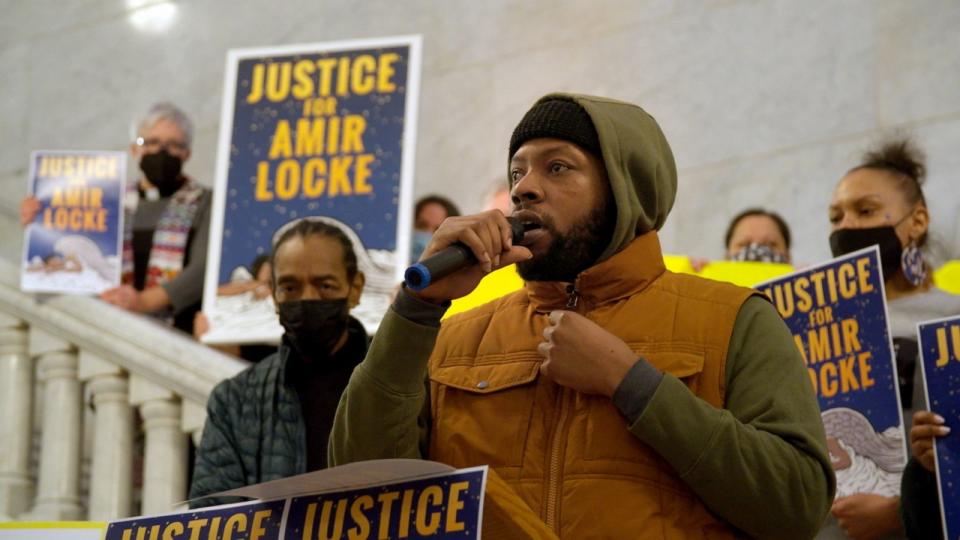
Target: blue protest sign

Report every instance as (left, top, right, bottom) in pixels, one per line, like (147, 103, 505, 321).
(757, 246, 907, 498)
(918, 315, 960, 540)
(202, 36, 421, 345)
(21, 150, 126, 295)
(104, 499, 285, 540)
(104, 466, 487, 540)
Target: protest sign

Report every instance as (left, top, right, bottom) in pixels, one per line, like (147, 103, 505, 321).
(21, 150, 125, 295)
(917, 315, 960, 540)
(202, 36, 421, 344)
(758, 246, 907, 498)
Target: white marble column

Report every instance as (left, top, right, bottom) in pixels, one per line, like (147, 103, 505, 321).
(0, 313, 33, 519)
(132, 376, 187, 515)
(80, 351, 133, 520)
(29, 330, 83, 520)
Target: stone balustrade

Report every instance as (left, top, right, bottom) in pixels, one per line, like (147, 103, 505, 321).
(0, 256, 248, 521)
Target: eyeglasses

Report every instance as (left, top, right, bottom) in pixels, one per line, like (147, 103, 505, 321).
(135, 136, 189, 153)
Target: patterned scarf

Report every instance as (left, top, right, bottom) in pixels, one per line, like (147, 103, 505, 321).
(121, 178, 204, 288)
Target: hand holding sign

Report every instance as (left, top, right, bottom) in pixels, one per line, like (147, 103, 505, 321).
(20, 196, 40, 225)
(910, 411, 950, 472)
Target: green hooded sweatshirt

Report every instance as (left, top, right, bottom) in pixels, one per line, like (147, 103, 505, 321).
(329, 93, 835, 539)
(528, 93, 679, 261)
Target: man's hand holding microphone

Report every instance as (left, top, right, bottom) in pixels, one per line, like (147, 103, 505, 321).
(404, 210, 533, 304)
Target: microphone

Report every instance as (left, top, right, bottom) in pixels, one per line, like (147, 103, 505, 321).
(405, 217, 533, 291)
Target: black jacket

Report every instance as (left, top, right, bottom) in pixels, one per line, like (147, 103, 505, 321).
(189, 317, 368, 507)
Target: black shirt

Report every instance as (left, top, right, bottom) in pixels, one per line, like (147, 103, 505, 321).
(283, 317, 369, 471)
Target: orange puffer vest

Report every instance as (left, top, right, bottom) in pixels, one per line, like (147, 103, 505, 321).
(427, 232, 754, 539)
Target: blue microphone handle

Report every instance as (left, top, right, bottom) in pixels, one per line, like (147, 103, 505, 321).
(404, 217, 526, 291)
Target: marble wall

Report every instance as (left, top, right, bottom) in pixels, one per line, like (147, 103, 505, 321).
(1, 0, 958, 265)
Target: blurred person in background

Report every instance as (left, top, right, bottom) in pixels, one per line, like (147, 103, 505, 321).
(689, 207, 792, 271)
(20, 102, 211, 334)
(193, 254, 275, 363)
(724, 207, 792, 263)
(824, 138, 960, 539)
(410, 194, 460, 263)
(483, 177, 513, 214)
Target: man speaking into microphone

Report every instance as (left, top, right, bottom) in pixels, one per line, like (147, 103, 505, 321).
(330, 94, 834, 538)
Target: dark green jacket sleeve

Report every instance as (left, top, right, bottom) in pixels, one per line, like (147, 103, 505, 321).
(328, 305, 437, 465)
(188, 378, 251, 508)
(626, 296, 835, 539)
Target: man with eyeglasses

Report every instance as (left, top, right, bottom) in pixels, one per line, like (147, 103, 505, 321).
(21, 102, 212, 333)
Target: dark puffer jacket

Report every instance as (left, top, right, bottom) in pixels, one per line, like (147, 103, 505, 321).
(189, 318, 367, 508)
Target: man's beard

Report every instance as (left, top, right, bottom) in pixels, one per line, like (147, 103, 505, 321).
(517, 200, 616, 282)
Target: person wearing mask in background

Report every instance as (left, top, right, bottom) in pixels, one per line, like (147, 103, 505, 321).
(825, 138, 960, 539)
(410, 194, 460, 263)
(330, 93, 834, 538)
(20, 102, 211, 334)
(689, 207, 792, 271)
(724, 207, 792, 263)
(189, 218, 367, 508)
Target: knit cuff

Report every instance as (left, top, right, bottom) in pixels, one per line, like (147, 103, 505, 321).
(392, 287, 449, 328)
(612, 357, 664, 424)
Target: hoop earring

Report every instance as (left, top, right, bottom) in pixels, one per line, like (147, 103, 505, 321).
(900, 240, 926, 287)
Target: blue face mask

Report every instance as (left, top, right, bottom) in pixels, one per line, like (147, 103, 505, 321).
(410, 231, 433, 264)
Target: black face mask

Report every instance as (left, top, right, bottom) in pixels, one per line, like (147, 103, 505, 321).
(278, 298, 349, 359)
(829, 226, 902, 280)
(140, 150, 184, 197)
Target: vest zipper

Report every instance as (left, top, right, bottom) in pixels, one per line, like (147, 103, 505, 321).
(565, 284, 579, 309)
(544, 387, 570, 532)
(544, 279, 582, 531)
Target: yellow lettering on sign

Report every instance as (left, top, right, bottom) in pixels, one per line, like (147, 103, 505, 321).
(414, 485, 442, 535)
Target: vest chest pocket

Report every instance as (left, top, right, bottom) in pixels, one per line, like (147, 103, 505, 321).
(581, 351, 706, 465)
(643, 350, 706, 394)
(429, 360, 540, 469)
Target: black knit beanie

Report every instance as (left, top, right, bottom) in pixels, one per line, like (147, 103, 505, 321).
(509, 97, 601, 159)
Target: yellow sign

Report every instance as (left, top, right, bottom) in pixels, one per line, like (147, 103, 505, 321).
(442, 256, 958, 321)
(934, 260, 960, 295)
(445, 265, 525, 319)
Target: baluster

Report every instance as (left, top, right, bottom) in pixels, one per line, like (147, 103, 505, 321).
(0, 313, 33, 519)
(80, 352, 133, 520)
(131, 375, 187, 515)
(28, 329, 83, 520)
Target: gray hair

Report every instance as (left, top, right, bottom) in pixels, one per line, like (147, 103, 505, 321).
(134, 102, 194, 149)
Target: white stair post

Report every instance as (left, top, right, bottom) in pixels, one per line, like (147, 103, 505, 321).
(182, 400, 208, 450)
(131, 375, 187, 515)
(0, 313, 33, 519)
(79, 351, 133, 520)
(29, 328, 83, 520)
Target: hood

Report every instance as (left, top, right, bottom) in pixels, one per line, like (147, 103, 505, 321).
(511, 93, 678, 262)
